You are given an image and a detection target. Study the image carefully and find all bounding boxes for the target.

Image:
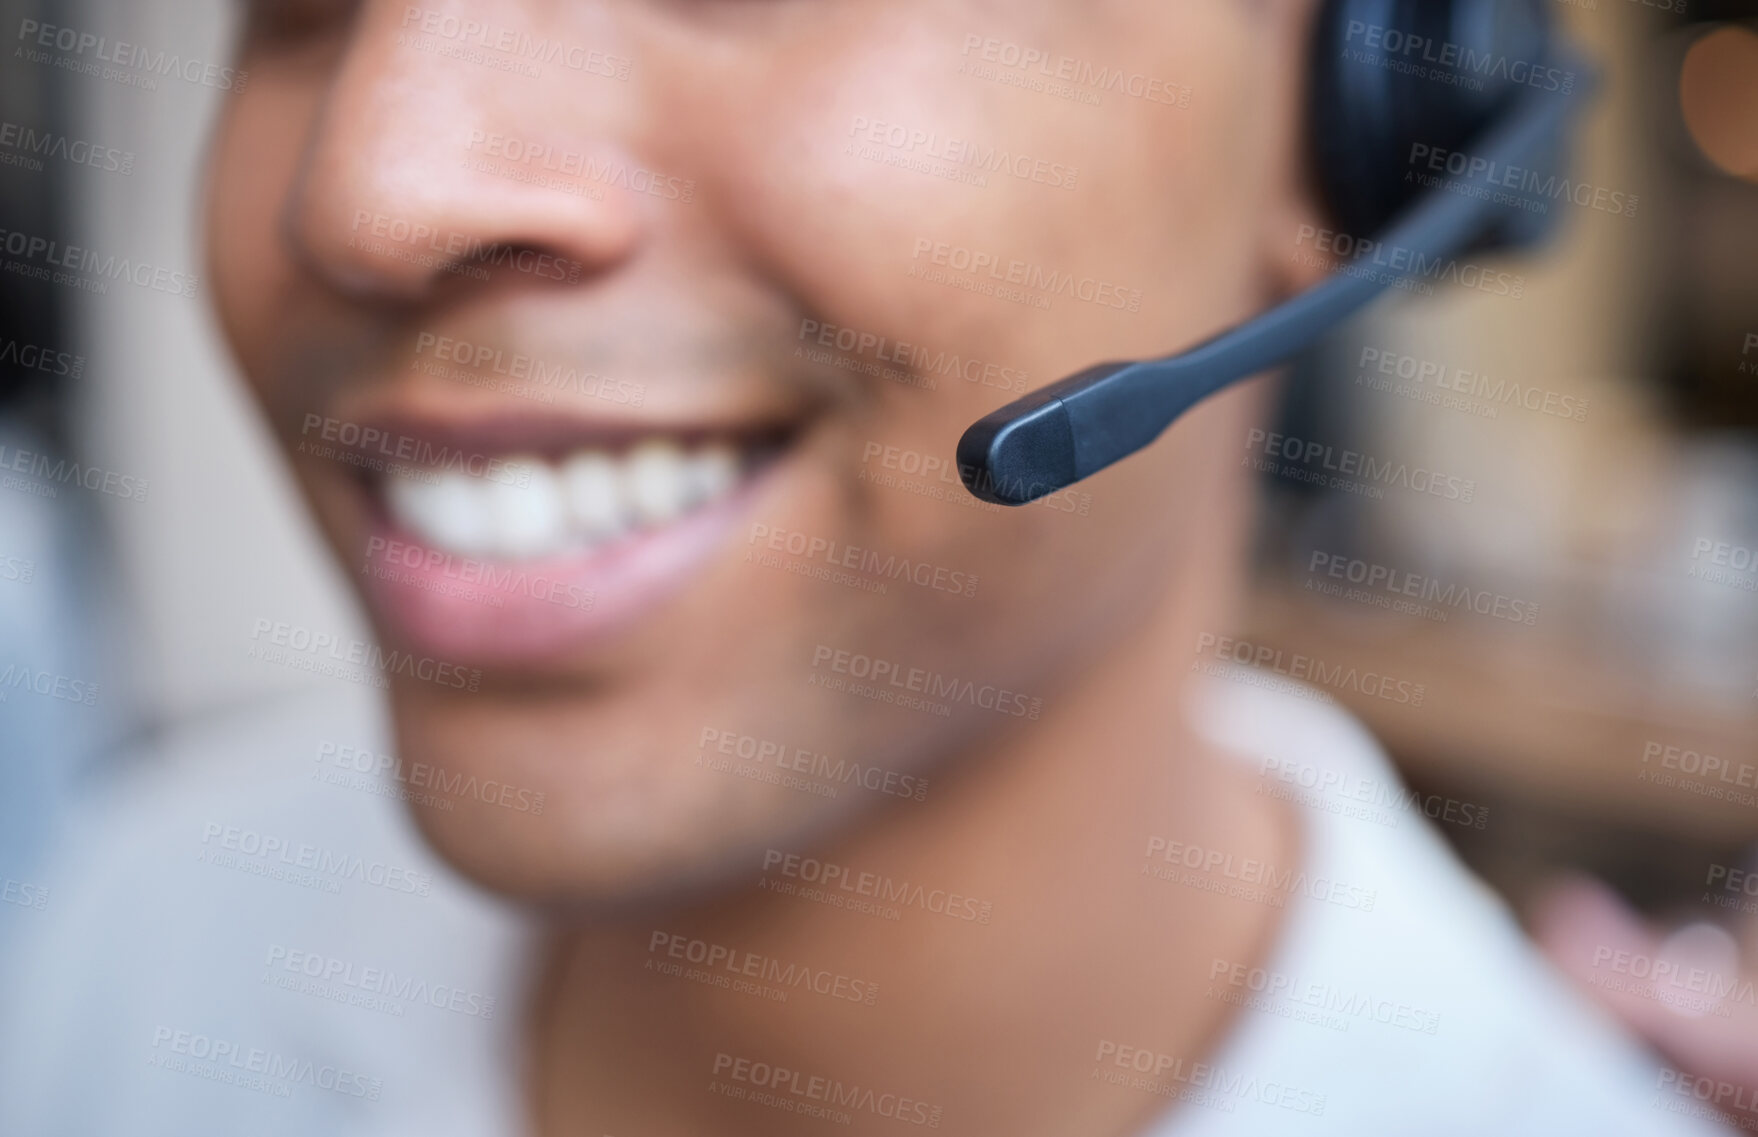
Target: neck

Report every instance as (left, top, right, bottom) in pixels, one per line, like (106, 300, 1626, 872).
(527, 481, 1297, 1137)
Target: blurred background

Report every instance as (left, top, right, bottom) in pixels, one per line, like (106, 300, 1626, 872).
(0, 0, 1756, 1010)
(1252, 0, 1758, 927)
(0, 0, 362, 967)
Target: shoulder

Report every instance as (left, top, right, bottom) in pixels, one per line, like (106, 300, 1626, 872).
(0, 686, 531, 1137)
(1166, 672, 1724, 1137)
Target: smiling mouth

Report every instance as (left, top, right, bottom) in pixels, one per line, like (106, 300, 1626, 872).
(380, 436, 761, 562)
(332, 411, 806, 665)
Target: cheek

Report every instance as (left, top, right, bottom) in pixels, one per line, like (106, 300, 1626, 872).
(204, 72, 318, 386)
(677, 29, 1121, 397)
(663, 18, 1247, 484)
(636, 22, 1203, 650)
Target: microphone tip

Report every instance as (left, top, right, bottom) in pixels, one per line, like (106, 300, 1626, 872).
(956, 397, 1079, 507)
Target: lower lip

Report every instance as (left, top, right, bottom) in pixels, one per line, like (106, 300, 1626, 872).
(359, 467, 773, 666)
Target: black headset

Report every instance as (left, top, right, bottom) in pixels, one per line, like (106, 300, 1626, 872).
(957, 0, 1594, 505)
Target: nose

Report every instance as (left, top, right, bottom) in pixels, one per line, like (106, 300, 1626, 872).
(283, 3, 646, 303)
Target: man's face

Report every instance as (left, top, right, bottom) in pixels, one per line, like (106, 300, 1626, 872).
(207, 0, 1307, 903)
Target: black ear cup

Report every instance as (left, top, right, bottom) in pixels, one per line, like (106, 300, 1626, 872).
(1307, 0, 1556, 252)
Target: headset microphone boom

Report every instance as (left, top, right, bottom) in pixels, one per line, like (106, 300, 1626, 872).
(956, 0, 1595, 506)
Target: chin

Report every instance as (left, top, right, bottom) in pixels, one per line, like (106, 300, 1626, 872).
(382, 685, 852, 913)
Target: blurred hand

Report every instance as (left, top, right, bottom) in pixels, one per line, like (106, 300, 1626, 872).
(1534, 874, 1758, 1130)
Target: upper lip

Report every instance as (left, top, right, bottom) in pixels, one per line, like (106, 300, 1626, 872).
(309, 355, 825, 474)
(282, 305, 845, 470)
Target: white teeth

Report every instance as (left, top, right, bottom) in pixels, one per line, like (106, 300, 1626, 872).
(625, 440, 690, 527)
(560, 451, 629, 542)
(385, 439, 749, 561)
(482, 457, 567, 559)
(688, 443, 739, 508)
(387, 469, 494, 557)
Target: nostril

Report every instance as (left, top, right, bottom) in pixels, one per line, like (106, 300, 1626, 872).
(272, 3, 651, 306)
(459, 242, 590, 289)
(281, 139, 647, 303)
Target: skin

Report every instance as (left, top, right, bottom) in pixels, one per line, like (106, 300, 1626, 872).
(206, 0, 1327, 1133)
(1535, 877, 1758, 1129)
